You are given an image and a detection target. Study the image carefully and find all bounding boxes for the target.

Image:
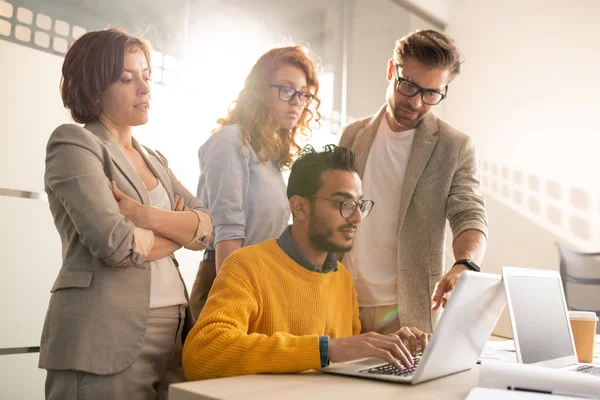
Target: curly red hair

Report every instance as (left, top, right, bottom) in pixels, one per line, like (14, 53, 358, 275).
(216, 45, 321, 170)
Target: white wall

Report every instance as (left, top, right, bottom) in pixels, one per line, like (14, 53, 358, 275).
(403, 0, 449, 26)
(444, 0, 600, 336)
(448, 0, 600, 190)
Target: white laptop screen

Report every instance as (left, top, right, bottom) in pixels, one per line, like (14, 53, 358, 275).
(505, 275, 575, 363)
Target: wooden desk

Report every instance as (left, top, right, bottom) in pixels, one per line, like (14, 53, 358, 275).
(169, 366, 480, 400)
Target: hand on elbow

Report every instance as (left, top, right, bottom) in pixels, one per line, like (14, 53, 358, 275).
(112, 181, 151, 228)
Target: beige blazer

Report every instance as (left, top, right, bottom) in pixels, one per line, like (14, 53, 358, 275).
(339, 106, 488, 332)
(39, 120, 212, 375)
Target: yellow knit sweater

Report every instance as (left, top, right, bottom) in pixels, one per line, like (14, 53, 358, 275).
(182, 239, 361, 381)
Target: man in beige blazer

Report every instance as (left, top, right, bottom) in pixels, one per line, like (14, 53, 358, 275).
(339, 30, 488, 334)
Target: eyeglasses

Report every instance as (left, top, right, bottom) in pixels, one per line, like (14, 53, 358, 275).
(311, 196, 375, 219)
(394, 63, 447, 105)
(270, 84, 315, 106)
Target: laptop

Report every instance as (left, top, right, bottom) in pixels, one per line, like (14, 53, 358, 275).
(323, 271, 506, 384)
(502, 266, 600, 375)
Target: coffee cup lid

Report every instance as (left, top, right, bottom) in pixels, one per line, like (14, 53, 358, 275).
(568, 311, 599, 321)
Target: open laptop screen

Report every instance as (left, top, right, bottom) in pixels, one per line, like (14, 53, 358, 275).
(505, 275, 575, 363)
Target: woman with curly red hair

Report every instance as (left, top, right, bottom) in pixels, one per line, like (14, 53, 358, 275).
(190, 45, 321, 319)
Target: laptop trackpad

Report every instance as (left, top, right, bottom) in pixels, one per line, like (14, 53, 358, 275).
(343, 357, 386, 367)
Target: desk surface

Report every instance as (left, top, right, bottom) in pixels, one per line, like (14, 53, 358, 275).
(169, 366, 480, 400)
(169, 336, 600, 400)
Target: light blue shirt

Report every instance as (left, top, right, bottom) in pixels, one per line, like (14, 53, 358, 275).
(197, 124, 291, 249)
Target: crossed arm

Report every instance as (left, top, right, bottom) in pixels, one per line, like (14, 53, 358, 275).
(112, 182, 203, 250)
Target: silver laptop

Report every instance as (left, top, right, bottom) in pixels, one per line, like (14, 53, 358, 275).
(503, 266, 600, 375)
(323, 271, 506, 384)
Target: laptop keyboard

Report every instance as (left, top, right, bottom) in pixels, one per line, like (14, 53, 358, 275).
(359, 357, 420, 377)
(574, 365, 600, 376)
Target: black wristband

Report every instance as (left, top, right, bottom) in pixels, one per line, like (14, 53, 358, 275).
(453, 258, 480, 272)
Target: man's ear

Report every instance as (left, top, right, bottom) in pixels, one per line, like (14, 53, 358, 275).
(387, 58, 395, 82)
(289, 195, 310, 221)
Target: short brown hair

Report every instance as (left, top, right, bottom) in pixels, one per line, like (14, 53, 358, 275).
(394, 30, 462, 80)
(61, 27, 152, 123)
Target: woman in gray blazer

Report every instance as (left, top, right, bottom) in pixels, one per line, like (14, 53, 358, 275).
(189, 45, 322, 320)
(40, 28, 213, 399)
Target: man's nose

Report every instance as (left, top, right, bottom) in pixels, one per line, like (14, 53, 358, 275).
(348, 206, 363, 225)
(407, 93, 422, 109)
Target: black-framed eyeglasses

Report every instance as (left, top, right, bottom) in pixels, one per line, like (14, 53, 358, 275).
(311, 196, 375, 219)
(269, 84, 315, 105)
(394, 63, 447, 105)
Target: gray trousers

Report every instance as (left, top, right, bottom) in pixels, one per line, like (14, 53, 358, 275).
(45, 305, 186, 400)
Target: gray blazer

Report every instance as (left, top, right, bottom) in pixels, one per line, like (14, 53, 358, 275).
(339, 106, 488, 332)
(39, 120, 212, 375)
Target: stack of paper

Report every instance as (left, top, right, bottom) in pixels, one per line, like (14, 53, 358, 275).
(478, 361, 600, 398)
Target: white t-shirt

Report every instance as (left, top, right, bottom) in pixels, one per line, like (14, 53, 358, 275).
(148, 180, 188, 308)
(344, 117, 415, 307)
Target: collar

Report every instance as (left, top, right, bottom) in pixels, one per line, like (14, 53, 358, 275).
(276, 226, 338, 274)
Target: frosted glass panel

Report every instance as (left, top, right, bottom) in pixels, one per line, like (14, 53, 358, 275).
(0, 197, 61, 348)
(0, 40, 70, 193)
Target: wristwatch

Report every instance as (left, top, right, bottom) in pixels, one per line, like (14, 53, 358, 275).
(453, 258, 480, 272)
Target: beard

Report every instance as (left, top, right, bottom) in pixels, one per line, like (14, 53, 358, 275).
(387, 96, 427, 130)
(307, 213, 356, 253)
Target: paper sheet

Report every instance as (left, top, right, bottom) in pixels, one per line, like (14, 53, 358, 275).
(466, 387, 583, 400)
(479, 340, 517, 363)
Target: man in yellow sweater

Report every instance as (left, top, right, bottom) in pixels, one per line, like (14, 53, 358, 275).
(183, 145, 429, 381)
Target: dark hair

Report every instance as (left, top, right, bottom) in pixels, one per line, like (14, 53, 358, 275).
(287, 144, 358, 199)
(394, 29, 462, 80)
(60, 27, 152, 123)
